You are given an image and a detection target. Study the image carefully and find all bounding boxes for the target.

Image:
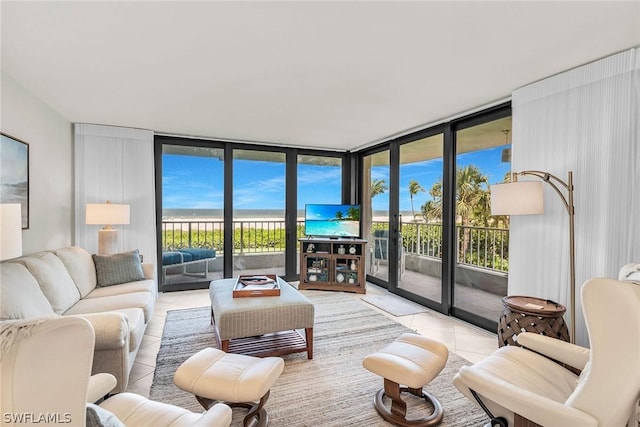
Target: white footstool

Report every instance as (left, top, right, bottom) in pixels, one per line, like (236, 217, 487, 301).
(363, 333, 449, 427)
(174, 348, 284, 427)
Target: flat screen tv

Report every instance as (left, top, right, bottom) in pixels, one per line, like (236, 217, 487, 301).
(304, 204, 361, 238)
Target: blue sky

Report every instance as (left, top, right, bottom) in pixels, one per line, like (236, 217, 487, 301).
(163, 145, 511, 212)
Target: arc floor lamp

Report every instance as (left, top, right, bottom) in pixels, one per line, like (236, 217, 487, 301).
(490, 170, 576, 343)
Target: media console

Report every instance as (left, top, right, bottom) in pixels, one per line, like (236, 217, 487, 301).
(298, 238, 367, 294)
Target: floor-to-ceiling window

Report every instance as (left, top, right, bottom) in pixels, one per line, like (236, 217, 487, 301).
(156, 137, 345, 289)
(361, 103, 511, 331)
(453, 115, 511, 325)
(397, 132, 444, 305)
(362, 149, 391, 285)
(232, 149, 286, 277)
(297, 154, 343, 275)
(159, 143, 225, 290)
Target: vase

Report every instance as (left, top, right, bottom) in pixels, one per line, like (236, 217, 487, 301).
(350, 260, 357, 271)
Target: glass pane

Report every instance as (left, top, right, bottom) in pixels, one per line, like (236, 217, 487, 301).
(454, 117, 512, 321)
(297, 154, 343, 274)
(233, 149, 286, 277)
(161, 145, 224, 287)
(362, 150, 390, 283)
(398, 134, 444, 303)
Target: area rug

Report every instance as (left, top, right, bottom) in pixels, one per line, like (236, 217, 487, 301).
(362, 293, 429, 316)
(150, 292, 487, 426)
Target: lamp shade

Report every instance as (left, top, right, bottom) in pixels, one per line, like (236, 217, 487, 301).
(0, 203, 23, 261)
(86, 203, 130, 226)
(490, 181, 544, 216)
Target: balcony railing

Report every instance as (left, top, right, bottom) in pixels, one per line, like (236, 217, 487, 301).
(162, 219, 508, 272)
(371, 222, 509, 273)
(162, 219, 306, 254)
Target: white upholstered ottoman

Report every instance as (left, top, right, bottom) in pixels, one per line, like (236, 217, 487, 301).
(363, 333, 449, 427)
(174, 348, 284, 427)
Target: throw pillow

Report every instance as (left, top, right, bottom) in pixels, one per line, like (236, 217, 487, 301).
(93, 249, 145, 287)
(86, 403, 125, 427)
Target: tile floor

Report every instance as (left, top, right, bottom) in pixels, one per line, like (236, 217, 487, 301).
(126, 282, 498, 397)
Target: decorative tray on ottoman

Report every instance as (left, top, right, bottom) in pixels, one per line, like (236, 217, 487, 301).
(233, 275, 281, 298)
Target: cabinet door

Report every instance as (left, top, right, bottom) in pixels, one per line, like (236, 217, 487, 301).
(303, 254, 331, 284)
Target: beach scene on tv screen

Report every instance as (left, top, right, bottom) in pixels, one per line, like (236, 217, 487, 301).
(305, 204, 360, 237)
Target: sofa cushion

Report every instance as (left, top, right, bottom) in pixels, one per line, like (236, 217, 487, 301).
(64, 292, 154, 323)
(55, 246, 97, 297)
(0, 263, 55, 320)
(84, 279, 155, 299)
(93, 250, 145, 287)
(20, 252, 81, 314)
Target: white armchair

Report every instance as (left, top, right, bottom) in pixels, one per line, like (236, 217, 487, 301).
(453, 276, 640, 427)
(0, 316, 232, 427)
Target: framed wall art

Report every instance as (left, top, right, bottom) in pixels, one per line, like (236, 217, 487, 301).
(1, 133, 29, 229)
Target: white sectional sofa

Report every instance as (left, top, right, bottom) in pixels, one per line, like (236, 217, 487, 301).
(0, 246, 156, 393)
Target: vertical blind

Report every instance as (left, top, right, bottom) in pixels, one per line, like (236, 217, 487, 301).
(74, 124, 157, 272)
(509, 47, 639, 346)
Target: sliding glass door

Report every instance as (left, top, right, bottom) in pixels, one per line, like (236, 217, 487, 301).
(397, 133, 444, 305)
(453, 116, 511, 324)
(297, 154, 343, 275)
(362, 149, 391, 285)
(157, 136, 346, 289)
(160, 144, 224, 289)
(362, 103, 512, 331)
(232, 149, 286, 277)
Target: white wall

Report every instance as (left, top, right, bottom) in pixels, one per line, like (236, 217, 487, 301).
(1, 72, 73, 254)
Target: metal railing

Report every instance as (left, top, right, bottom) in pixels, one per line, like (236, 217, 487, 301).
(373, 221, 509, 273)
(162, 219, 305, 254)
(162, 219, 508, 272)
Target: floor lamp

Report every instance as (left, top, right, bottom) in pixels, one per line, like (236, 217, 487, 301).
(490, 170, 576, 343)
(86, 201, 130, 255)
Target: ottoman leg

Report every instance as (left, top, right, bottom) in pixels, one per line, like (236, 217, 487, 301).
(373, 379, 444, 427)
(305, 327, 314, 360)
(194, 391, 271, 427)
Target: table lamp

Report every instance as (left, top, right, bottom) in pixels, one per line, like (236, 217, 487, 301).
(86, 201, 130, 255)
(0, 203, 23, 261)
(490, 170, 576, 343)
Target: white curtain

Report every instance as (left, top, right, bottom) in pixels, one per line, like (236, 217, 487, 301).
(509, 47, 640, 346)
(74, 124, 157, 270)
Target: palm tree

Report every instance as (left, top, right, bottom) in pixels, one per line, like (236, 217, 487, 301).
(419, 165, 490, 262)
(408, 179, 425, 221)
(371, 178, 388, 199)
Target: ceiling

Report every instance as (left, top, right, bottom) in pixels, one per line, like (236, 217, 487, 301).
(2, 1, 639, 152)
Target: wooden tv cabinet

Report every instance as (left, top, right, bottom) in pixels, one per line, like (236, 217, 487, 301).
(298, 238, 367, 294)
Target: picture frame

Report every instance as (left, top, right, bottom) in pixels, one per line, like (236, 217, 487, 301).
(1, 133, 29, 229)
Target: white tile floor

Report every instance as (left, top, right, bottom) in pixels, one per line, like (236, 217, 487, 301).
(126, 282, 498, 397)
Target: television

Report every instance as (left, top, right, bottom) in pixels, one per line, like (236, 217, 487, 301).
(304, 204, 361, 238)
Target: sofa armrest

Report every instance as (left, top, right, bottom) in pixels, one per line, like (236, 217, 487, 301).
(66, 312, 128, 351)
(142, 262, 156, 281)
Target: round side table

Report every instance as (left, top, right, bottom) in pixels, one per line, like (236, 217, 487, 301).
(498, 295, 570, 347)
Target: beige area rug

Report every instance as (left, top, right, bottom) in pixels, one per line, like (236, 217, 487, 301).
(149, 292, 487, 426)
(362, 293, 429, 316)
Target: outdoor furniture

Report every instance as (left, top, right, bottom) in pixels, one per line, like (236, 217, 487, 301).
(162, 248, 216, 284)
(209, 277, 314, 359)
(370, 230, 405, 278)
(174, 347, 284, 427)
(363, 333, 449, 427)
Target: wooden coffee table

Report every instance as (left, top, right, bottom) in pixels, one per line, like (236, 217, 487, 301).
(209, 277, 315, 359)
